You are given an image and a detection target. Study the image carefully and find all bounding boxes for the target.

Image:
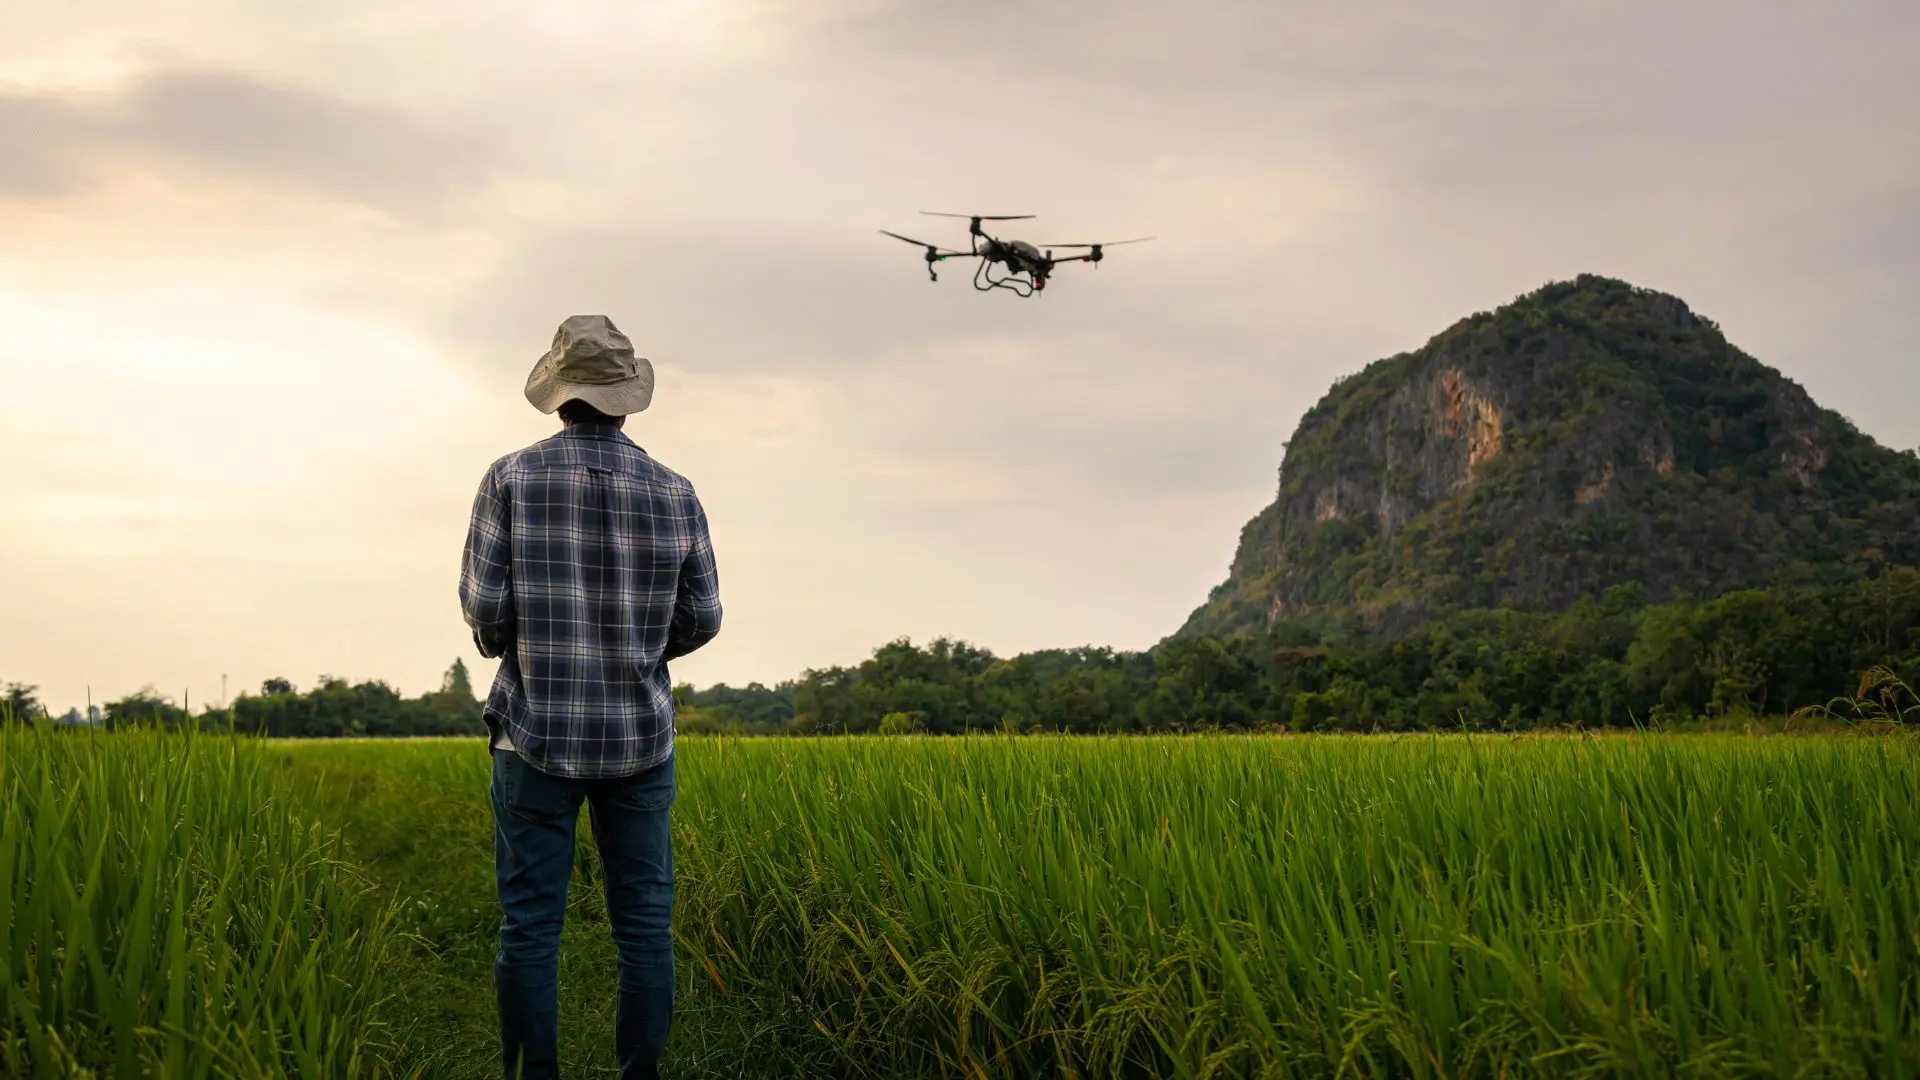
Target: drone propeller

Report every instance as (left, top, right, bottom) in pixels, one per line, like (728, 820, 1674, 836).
(880, 229, 973, 282)
(1035, 237, 1155, 248)
(1040, 236, 1154, 269)
(878, 230, 968, 256)
(920, 212, 1036, 221)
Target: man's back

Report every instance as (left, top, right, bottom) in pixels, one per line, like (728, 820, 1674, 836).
(460, 421, 721, 780)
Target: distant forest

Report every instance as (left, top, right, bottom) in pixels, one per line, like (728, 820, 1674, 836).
(683, 569, 1920, 735)
(3, 662, 489, 738)
(7, 569, 1916, 736)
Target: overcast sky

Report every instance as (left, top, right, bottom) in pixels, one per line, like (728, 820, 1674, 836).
(3, 1, 1916, 712)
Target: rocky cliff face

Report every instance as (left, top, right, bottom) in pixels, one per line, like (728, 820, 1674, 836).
(1181, 275, 1920, 639)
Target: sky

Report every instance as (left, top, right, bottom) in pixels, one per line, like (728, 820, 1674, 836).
(3, 1, 1916, 713)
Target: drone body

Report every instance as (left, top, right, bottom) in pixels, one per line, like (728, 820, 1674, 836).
(880, 213, 1152, 297)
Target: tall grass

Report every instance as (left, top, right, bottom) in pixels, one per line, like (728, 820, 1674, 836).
(668, 734, 1920, 1078)
(72, 729, 1911, 1078)
(279, 738, 857, 1080)
(1793, 666, 1920, 731)
(1, 719, 402, 1078)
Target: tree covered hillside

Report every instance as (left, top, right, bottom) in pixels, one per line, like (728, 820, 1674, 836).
(1183, 275, 1920, 640)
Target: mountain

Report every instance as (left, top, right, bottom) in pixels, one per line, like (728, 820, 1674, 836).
(1181, 274, 1920, 640)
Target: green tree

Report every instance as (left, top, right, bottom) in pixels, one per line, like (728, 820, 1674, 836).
(104, 687, 187, 729)
(3, 682, 42, 723)
(443, 658, 475, 701)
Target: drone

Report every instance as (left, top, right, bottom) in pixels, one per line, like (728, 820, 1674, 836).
(879, 212, 1153, 297)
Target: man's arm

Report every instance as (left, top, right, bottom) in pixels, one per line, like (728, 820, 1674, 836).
(663, 497, 722, 662)
(459, 464, 516, 660)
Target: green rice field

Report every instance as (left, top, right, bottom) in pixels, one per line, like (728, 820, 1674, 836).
(5, 725, 1919, 1078)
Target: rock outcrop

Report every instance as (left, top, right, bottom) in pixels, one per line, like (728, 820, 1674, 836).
(1179, 275, 1920, 640)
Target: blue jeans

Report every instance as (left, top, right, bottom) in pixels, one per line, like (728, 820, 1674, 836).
(491, 747, 676, 1080)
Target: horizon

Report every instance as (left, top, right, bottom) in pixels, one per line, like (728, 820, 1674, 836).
(6, 2, 1918, 716)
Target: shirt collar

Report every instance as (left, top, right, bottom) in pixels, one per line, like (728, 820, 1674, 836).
(555, 422, 632, 445)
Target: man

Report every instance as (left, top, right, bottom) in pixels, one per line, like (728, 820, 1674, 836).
(460, 314, 722, 1080)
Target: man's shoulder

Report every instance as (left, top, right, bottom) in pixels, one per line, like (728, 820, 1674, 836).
(491, 432, 698, 494)
(481, 440, 544, 483)
(622, 448, 703, 505)
(629, 447, 697, 493)
(475, 435, 558, 488)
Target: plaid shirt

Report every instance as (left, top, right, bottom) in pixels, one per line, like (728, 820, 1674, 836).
(460, 423, 721, 779)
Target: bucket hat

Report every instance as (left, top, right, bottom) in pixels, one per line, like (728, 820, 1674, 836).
(524, 314, 654, 416)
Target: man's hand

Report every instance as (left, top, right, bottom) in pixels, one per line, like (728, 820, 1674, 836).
(663, 501, 722, 662)
(474, 626, 514, 660)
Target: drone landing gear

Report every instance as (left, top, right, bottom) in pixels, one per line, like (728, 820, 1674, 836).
(974, 259, 1037, 298)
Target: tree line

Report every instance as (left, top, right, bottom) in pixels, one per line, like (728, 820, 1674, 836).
(12, 570, 1917, 737)
(2, 660, 487, 737)
(680, 569, 1920, 734)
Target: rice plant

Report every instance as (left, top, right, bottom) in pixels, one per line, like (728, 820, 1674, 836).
(1, 717, 403, 1078)
(55, 726, 1915, 1078)
(1792, 666, 1920, 731)
(665, 733, 1920, 1079)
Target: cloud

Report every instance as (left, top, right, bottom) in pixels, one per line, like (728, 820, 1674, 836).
(413, 212, 1311, 504)
(0, 94, 93, 195)
(819, 333, 1288, 497)
(420, 218, 1215, 377)
(0, 66, 504, 217)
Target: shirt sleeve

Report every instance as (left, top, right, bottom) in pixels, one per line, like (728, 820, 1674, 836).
(460, 464, 516, 659)
(664, 494, 722, 662)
